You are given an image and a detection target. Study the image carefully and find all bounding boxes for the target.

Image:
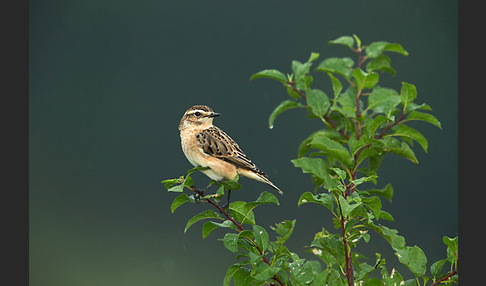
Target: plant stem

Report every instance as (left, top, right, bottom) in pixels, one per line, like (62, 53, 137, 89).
(431, 270, 458, 286)
(336, 194, 354, 286)
(189, 186, 285, 286)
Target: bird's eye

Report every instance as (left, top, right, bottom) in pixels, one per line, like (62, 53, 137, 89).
(194, 111, 201, 117)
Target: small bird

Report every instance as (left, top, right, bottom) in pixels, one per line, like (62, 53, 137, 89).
(179, 105, 283, 195)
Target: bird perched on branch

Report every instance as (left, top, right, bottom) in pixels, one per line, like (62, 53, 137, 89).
(178, 105, 283, 195)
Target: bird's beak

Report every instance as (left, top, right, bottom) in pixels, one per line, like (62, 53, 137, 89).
(209, 112, 221, 118)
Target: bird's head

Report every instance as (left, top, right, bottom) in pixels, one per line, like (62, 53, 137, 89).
(179, 105, 221, 130)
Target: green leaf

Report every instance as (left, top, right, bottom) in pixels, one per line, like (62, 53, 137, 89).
(329, 35, 354, 49)
(298, 192, 334, 211)
(310, 135, 353, 168)
(250, 69, 288, 83)
(187, 165, 210, 176)
(217, 175, 242, 190)
(368, 115, 389, 137)
(201, 220, 235, 239)
(224, 264, 242, 286)
(291, 260, 314, 284)
(327, 72, 343, 100)
(184, 209, 221, 233)
(167, 184, 184, 193)
(271, 220, 296, 246)
(306, 89, 330, 117)
(291, 157, 329, 182)
(430, 259, 448, 277)
(400, 82, 418, 109)
(390, 124, 428, 152)
(253, 225, 270, 252)
(268, 100, 303, 129)
(232, 267, 254, 286)
(230, 201, 255, 225)
(381, 137, 418, 164)
(365, 41, 408, 58)
(246, 191, 280, 211)
(364, 184, 394, 202)
(308, 52, 320, 62)
(353, 68, 379, 90)
(404, 111, 442, 129)
(396, 245, 427, 276)
(316, 57, 354, 79)
(161, 176, 184, 189)
(366, 54, 396, 75)
(250, 261, 280, 281)
(443, 236, 458, 263)
(362, 196, 382, 219)
(368, 87, 401, 117)
(170, 193, 190, 213)
(366, 221, 406, 251)
(338, 196, 362, 218)
(223, 232, 239, 253)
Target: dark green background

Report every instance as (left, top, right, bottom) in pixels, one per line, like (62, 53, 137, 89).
(29, 1, 457, 285)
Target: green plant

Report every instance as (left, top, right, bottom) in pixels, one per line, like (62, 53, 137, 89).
(162, 35, 458, 286)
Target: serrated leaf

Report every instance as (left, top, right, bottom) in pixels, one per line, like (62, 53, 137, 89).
(292, 260, 314, 284)
(268, 100, 302, 129)
(316, 57, 354, 79)
(250, 69, 288, 83)
(291, 157, 337, 190)
(404, 111, 442, 129)
(184, 209, 221, 233)
(170, 193, 190, 213)
(306, 89, 330, 117)
(390, 124, 428, 152)
(396, 245, 427, 276)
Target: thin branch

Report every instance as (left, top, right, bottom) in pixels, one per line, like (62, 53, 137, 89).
(189, 185, 285, 286)
(431, 270, 458, 286)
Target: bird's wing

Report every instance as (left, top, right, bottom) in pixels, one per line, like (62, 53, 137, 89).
(195, 126, 267, 177)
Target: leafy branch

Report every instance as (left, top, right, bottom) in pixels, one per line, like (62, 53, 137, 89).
(163, 34, 457, 286)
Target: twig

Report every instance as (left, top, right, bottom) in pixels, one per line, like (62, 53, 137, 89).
(431, 270, 458, 286)
(189, 185, 285, 286)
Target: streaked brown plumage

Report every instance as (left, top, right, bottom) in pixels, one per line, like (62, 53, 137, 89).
(179, 105, 283, 195)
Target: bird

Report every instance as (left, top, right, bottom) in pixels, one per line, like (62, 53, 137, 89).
(178, 105, 283, 196)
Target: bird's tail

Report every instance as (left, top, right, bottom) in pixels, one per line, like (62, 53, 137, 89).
(239, 169, 284, 195)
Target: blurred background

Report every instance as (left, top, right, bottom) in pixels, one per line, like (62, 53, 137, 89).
(29, 0, 457, 285)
